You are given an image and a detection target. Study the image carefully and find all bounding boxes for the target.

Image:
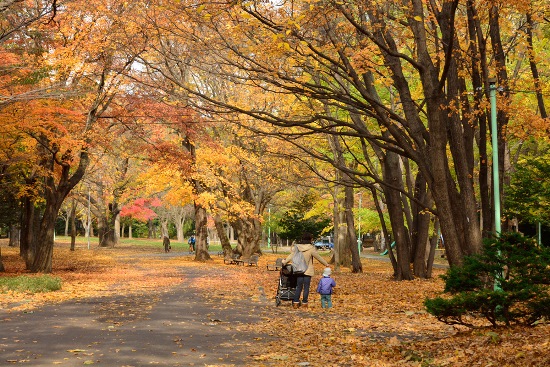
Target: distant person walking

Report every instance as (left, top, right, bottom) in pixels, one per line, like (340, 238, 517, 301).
(317, 267, 336, 309)
(282, 232, 329, 309)
(188, 235, 196, 253)
(163, 236, 171, 253)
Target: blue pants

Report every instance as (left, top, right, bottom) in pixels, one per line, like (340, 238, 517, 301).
(320, 294, 333, 308)
(293, 275, 311, 304)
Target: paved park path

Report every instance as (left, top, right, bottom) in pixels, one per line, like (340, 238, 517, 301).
(1, 264, 273, 367)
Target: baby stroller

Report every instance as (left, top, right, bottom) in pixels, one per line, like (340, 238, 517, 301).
(275, 264, 298, 306)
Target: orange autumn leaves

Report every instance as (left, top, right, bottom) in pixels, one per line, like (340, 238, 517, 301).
(3, 241, 548, 366)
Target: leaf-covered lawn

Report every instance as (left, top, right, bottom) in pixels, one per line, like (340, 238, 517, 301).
(1, 242, 548, 366)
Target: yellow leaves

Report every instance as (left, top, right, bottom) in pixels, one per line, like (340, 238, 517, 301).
(278, 42, 292, 52)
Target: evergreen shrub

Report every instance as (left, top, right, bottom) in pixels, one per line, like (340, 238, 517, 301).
(425, 232, 550, 327)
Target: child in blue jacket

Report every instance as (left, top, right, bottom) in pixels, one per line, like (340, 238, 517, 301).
(316, 267, 336, 308)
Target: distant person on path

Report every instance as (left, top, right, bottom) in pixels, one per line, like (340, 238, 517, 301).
(282, 232, 329, 309)
(317, 267, 336, 309)
(163, 236, 171, 253)
(188, 235, 196, 253)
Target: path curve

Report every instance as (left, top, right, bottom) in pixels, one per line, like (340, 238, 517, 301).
(0, 265, 272, 366)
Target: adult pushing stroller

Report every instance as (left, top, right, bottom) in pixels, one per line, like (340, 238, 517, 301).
(275, 264, 298, 306)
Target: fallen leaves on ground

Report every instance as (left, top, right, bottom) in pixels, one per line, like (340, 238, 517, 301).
(1, 242, 548, 366)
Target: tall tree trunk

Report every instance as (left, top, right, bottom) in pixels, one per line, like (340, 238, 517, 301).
(147, 219, 154, 239)
(233, 216, 262, 258)
(344, 185, 362, 273)
(114, 213, 121, 243)
(336, 191, 348, 267)
(214, 214, 232, 257)
(194, 202, 211, 261)
(426, 218, 440, 279)
(371, 187, 397, 272)
(8, 224, 20, 247)
(97, 215, 109, 247)
(383, 151, 413, 280)
(526, 13, 547, 120)
(24, 147, 89, 272)
(446, 54, 482, 257)
(64, 211, 70, 236)
(160, 218, 169, 238)
(102, 204, 120, 247)
(70, 199, 77, 251)
(411, 173, 432, 278)
(30, 202, 61, 273)
(467, 0, 492, 238)
(331, 183, 341, 270)
(0, 248, 4, 272)
(175, 214, 185, 243)
(20, 195, 35, 265)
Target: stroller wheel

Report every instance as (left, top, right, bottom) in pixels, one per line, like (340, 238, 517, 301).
(275, 296, 281, 306)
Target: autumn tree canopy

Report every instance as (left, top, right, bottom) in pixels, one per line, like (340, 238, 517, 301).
(1, 0, 549, 278)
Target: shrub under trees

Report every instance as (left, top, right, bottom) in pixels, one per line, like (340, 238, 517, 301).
(425, 232, 550, 327)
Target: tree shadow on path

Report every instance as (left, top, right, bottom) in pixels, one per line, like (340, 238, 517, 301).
(0, 266, 273, 366)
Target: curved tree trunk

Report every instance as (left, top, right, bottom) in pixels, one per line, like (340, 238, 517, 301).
(25, 144, 89, 272)
(193, 203, 211, 261)
(214, 214, 232, 257)
(383, 151, 413, 280)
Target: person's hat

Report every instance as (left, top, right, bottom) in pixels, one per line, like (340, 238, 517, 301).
(323, 267, 331, 277)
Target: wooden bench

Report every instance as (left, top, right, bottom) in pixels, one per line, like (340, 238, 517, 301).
(224, 254, 258, 266)
(246, 254, 259, 267)
(266, 258, 283, 271)
(224, 254, 240, 264)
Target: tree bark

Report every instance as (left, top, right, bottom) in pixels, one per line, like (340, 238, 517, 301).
(331, 183, 341, 270)
(214, 214, 232, 257)
(64, 211, 69, 237)
(70, 198, 77, 251)
(234, 216, 262, 258)
(383, 151, 413, 280)
(8, 224, 20, 247)
(411, 173, 432, 278)
(344, 185, 362, 273)
(193, 202, 211, 261)
(526, 13, 547, 120)
(25, 143, 89, 272)
(147, 219, 154, 239)
(467, 0, 492, 237)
